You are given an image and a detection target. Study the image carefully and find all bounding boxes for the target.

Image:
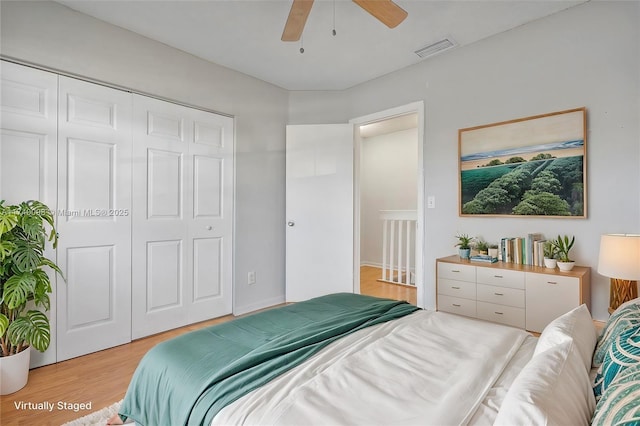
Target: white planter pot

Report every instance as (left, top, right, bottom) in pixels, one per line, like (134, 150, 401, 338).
(488, 248, 499, 258)
(557, 261, 575, 272)
(0, 348, 31, 395)
(543, 258, 557, 269)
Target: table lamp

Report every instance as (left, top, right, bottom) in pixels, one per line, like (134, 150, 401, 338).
(598, 234, 640, 314)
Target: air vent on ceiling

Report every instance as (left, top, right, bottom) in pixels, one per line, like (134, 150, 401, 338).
(414, 38, 456, 59)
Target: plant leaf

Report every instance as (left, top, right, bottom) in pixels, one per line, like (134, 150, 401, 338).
(0, 209, 19, 235)
(7, 310, 50, 352)
(0, 313, 8, 337)
(11, 239, 42, 272)
(3, 272, 37, 309)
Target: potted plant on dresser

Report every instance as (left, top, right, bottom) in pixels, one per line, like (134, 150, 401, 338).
(455, 233, 474, 259)
(0, 200, 62, 394)
(553, 235, 576, 272)
(543, 240, 559, 269)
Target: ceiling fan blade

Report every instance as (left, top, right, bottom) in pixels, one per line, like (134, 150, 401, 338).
(281, 0, 314, 42)
(352, 0, 408, 29)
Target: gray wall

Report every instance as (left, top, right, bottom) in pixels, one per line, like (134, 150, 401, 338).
(290, 1, 640, 321)
(0, 0, 289, 314)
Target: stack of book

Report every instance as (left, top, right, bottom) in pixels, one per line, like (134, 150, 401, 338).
(469, 254, 498, 263)
(500, 233, 546, 266)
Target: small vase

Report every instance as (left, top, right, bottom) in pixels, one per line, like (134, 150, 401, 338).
(0, 348, 31, 395)
(459, 248, 471, 259)
(543, 258, 557, 269)
(557, 261, 575, 272)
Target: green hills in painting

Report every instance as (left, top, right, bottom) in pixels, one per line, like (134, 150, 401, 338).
(461, 155, 584, 216)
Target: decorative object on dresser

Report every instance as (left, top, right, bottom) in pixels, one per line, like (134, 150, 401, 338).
(597, 234, 640, 314)
(553, 234, 576, 271)
(474, 238, 489, 255)
(543, 240, 559, 269)
(488, 243, 499, 259)
(436, 255, 590, 332)
(0, 200, 63, 395)
(454, 233, 474, 259)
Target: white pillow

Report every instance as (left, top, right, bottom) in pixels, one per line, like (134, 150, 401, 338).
(494, 340, 596, 426)
(533, 304, 597, 372)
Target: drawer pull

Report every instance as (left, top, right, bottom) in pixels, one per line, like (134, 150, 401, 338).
(494, 275, 503, 278)
(494, 311, 504, 315)
(452, 286, 461, 289)
(494, 292, 504, 296)
(452, 303, 461, 307)
(547, 281, 558, 285)
(451, 270, 460, 273)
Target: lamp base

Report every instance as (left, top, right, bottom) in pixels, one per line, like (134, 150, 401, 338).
(608, 278, 638, 314)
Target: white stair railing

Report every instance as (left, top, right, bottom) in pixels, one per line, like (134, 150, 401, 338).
(380, 210, 417, 286)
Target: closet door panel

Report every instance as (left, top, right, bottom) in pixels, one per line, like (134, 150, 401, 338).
(0, 61, 58, 367)
(56, 76, 132, 361)
(187, 109, 233, 323)
(132, 96, 190, 338)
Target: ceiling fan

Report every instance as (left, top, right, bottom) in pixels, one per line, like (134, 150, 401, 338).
(281, 0, 408, 42)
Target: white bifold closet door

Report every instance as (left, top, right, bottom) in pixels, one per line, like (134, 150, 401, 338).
(55, 76, 133, 361)
(0, 62, 59, 367)
(131, 95, 233, 339)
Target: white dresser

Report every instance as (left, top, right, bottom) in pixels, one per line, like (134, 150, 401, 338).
(436, 255, 591, 332)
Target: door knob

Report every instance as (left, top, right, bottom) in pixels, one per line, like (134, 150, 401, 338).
(287, 221, 295, 227)
(206, 225, 213, 230)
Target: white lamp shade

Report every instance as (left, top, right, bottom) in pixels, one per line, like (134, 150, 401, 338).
(598, 234, 640, 280)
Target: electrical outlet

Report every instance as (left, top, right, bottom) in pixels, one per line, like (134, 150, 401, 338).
(248, 271, 256, 285)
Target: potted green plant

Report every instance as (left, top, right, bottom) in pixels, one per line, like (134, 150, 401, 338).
(543, 240, 559, 269)
(0, 200, 62, 394)
(553, 235, 575, 272)
(475, 239, 489, 255)
(455, 233, 474, 259)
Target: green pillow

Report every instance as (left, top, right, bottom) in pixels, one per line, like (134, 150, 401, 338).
(593, 326, 640, 398)
(592, 363, 640, 426)
(594, 302, 640, 366)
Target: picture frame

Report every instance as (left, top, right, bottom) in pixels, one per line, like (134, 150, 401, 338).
(459, 107, 587, 218)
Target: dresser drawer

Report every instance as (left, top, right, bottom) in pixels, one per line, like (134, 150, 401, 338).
(525, 272, 580, 332)
(438, 295, 476, 318)
(476, 284, 525, 308)
(477, 301, 525, 329)
(438, 278, 476, 300)
(476, 267, 524, 289)
(437, 262, 475, 282)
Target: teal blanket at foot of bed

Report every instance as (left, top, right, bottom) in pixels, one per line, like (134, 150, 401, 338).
(119, 293, 419, 426)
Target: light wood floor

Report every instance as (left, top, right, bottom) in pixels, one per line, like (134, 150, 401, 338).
(1, 268, 415, 425)
(360, 265, 417, 306)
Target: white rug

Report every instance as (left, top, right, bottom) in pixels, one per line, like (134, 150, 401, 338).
(62, 400, 127, 426)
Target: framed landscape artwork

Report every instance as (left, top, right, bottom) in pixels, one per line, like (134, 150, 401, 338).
(459, 107, 587, 217)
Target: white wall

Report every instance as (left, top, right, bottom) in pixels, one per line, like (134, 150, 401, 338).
(290, 1, 640, 321)
(360, 128, 418, 266)
(0, 1, 289, 315)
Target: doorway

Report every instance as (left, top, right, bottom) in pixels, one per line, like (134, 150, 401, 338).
(351, 102, 424, 307)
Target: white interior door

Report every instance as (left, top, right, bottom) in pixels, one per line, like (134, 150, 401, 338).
(131, 95, 233, 338)
(56, 76, 132, 361)
(286, 124, 354, 302)
(0, 61, 58, 367)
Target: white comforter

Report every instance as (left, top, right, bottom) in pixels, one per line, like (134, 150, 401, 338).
(213, 310, 530, 426)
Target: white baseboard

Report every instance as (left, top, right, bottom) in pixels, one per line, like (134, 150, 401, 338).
(234, 295, 286, 317)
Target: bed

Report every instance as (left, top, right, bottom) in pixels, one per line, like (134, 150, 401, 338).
(116, 292, 639, 426)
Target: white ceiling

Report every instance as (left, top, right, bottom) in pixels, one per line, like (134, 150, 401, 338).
(57, 0, 586, 91)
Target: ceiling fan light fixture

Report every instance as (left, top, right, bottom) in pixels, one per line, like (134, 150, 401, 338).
(414, 38, 456, 59)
